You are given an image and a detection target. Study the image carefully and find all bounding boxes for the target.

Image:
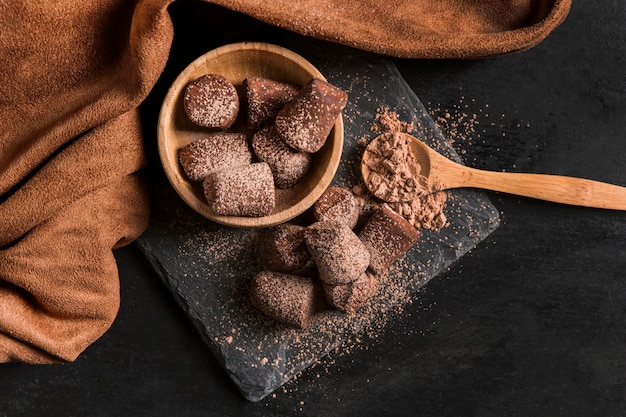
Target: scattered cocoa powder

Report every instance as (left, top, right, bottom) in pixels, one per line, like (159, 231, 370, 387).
(371, 106, 414, 134)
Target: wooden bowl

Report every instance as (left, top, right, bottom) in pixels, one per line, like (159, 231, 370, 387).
(158, 42, 344, 228)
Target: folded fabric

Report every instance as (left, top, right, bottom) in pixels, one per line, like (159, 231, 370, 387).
(213, 0, 571, 58)
(0, 0, 570, 363)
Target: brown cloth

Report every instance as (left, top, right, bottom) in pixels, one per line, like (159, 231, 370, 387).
(0, 0, 570, 363)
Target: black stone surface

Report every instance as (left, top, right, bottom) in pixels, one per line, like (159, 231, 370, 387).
(1, 0, 625, 415)
(136, 44, 499, 401)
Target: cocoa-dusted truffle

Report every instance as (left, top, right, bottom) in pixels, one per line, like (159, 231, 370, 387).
(203, 162, 275, 217)
(275, 78, 348, 153)
(251, 125, 312, 189)
(312, 186, 360, 229)
(358, 204, 421, 275)
(183, 74, 239, 129)
(323, 272, 376, 314)
(256, 223, 311, 273)
(244, 77, 299, 131)
(249, 271, 320, 328)
(178, 133, 252, 181)
(304, 220, 370, 286)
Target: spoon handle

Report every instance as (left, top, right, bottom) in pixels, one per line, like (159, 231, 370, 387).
(439, 164, 626, 210)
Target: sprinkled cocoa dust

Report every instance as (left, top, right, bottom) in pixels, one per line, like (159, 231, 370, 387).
(371, 107, 414, 134)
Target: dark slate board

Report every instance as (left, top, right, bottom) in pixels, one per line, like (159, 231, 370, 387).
(136, 41, 500, 402)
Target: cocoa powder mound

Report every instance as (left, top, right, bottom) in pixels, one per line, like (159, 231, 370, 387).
(361, 107, 448, 231)
(362, 131, 424, 202)
(371, 106, 414, 134)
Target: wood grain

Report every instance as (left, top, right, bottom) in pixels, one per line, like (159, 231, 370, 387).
(363, 132, 626, 210)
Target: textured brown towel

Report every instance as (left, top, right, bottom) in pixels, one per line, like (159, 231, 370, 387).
(0, 0, 570, 363)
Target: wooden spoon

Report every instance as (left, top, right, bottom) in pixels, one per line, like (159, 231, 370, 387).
(361, 132, 626, 210)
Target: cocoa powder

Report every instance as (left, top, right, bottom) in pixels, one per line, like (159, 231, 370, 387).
(361, 107, 448, 231)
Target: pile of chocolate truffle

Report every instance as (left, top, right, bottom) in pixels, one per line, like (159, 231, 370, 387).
(178, 74, 347, 217)
(250, 186, 421, 328)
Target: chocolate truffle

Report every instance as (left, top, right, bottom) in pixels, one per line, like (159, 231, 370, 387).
(323, 272, 376, 314)
(203, 162, 275, 217)
(358, 204, 421, 275)
(312, 186, 360, 229)
(256, 223, 311, 273)
(244, 77, 299, 131)
(183, 74, 239, 129)
(251, 125, 312, 189)
(178, 133, 252, 181)
(274, 78, 348, 153)
(249, 271, 320, 328)
(304, 220, 370, 286)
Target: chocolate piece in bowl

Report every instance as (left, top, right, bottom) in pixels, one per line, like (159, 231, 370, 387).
(323, 271, 377, 314)
(358, 204, 421, 276)
(178, 133, 252, 182)
(304, 220, 370, 286)
(275, 78, 348, 153)
(312, 186, 360, 229)
(251, 125, 312, 189)
(183, 73, 239, 129)
(249, 271, 321, 329)
(203, 162, 275, 217)
(256, 223, 311, 273)
(244, 77, 299, 131)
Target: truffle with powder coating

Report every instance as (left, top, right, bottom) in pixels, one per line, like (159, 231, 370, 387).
(249, 271, 320, 328)
(358, 204, 420, 275)
(323, 272, 376, 314)
(184, 74, 239, 129)
(275, 78, 347, 153)
(312, 186, 360, 229)
(244, 77, 299, 131)
(304, 220, 370, 285)
(251, 125, 312, 188)
(203, 162, 275, 217)
(256, 223, 311, 273)
(178, 133, 252, 181)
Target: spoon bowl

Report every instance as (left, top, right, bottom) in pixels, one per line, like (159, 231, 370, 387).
(362, 132, 626, 210)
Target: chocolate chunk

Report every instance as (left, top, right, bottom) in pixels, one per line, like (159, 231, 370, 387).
(251, 125, 312, 189)
(275, 78, 347, 153)
(323, 272, 376, 314)
(244, 77, 298, 131)
(203, 162, 275, 217)
(312, 186, 360, 229)
(249, 271, 320, 328)
(256, 224, 311, 273)
(178, 133, 252, 181)
(304, 220, 370, 285)
(358, 205, 421, 275)
(184, 74, 239, 129)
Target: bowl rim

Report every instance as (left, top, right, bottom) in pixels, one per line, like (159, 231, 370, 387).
(157, 42, 344, 228)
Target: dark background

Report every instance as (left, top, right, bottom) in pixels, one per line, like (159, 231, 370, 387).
(2, 0, 625, 416)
